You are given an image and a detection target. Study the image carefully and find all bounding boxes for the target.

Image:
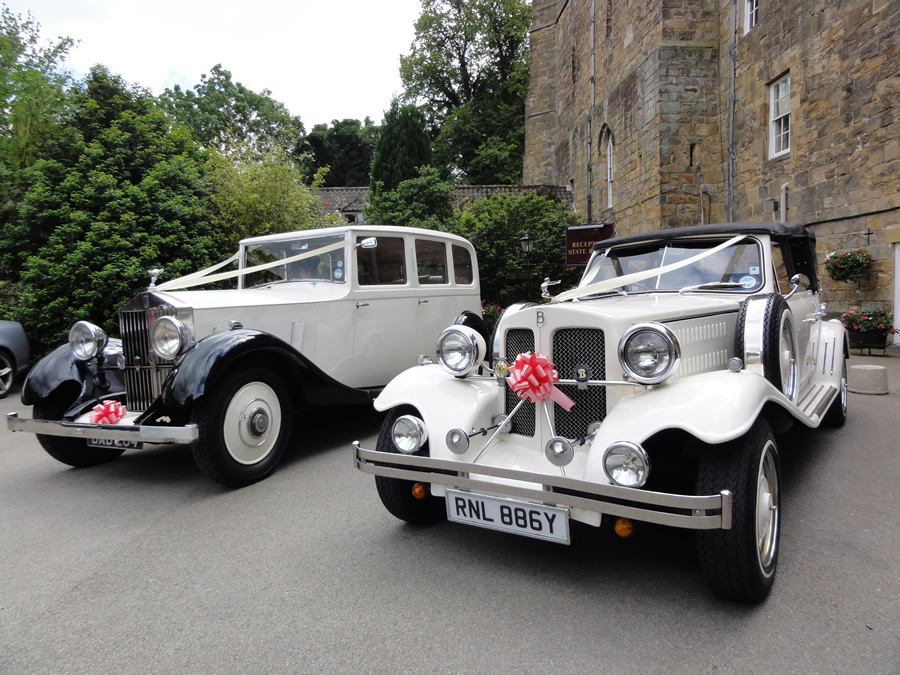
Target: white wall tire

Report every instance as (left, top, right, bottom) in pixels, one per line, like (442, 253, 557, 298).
(193, 368, 292, 487)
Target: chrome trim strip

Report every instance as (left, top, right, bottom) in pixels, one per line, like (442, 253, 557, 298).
(6, 412, 199, 444)
(354, 442, 732, 531)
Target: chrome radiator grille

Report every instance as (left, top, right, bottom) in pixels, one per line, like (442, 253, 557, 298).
(503, 327, 607, 439)
(503, 328, 535, 436)
(119, 305, 176, 412)
(551, 328, 607, 439)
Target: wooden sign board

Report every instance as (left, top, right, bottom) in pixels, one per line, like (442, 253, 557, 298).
(566, 224, 612, 266)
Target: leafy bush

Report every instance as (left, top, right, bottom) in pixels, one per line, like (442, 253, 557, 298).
(453, 191, 581, 306)
(824, 249, 872, 282)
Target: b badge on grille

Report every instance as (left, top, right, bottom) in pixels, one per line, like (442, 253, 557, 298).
(573, 364, 592, 391)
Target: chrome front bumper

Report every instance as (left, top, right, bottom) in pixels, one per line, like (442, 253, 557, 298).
(6, 412, 199, 445)
(353, 442, 732, 531)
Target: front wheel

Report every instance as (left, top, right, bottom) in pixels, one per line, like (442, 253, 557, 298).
(374, 407, 446, 525)
(192, 367, 293, 488)
(34, 395, 125, 467)
(696, 418, 780, 602)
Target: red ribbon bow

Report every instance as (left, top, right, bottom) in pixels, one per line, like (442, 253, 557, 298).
(507, 351, 576, 411)
(90, 400, 126, 425)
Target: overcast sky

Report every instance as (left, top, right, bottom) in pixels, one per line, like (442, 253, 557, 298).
(6, 0, 424, 127)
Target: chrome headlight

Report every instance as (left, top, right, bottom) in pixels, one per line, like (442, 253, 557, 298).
(618, 322, 680, 384)
(391, 415, 428, 455)
(151, 316, 193, 360)
(436, 325, 486, 378)
(603, 441, 650, 487)
(69, 321, 108, 361)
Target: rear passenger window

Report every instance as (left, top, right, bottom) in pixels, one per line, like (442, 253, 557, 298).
(416, 239, 447, 284)
(452, 245, 474, 284)
(357, 237, 406, 285)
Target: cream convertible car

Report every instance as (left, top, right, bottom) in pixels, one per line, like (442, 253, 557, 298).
(355, 222, 849, 602)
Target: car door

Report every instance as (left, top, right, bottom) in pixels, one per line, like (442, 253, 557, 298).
(350, 235, 418, 388)
(773, 241, 820, 386)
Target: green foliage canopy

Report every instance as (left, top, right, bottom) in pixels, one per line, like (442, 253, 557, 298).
(363, 166, 455, 229)
(454, 192, 582, 306)
(5, 66, 229, 355)
(0, 5, 75, 170)
(369, 98, 431, 193)
(400, 0, 530, 184)
(207, 139, 336, 249)
(302, 118, 378, 187)
(160, 64, 304, 159)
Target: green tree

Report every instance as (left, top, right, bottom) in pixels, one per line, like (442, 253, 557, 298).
(454, 192, 581, 305)
(0, 5, 75, 169)
(363, 166, 455, 229)
(160, 64, 304, 159)
(400, 0, 530, 184)
(5, 66, 228, 356)
(207, 139, 336, 249)
(303, 117, 377, 187)
(369, 98, 431, 193)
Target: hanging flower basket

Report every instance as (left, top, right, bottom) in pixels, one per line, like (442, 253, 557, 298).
(824, 249, 873, 283)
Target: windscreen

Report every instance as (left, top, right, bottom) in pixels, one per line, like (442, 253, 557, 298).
(242, 233, 347, 287)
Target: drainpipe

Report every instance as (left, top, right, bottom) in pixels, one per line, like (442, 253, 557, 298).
(727, 0, 737, 221)
(586, 0, 596, 223)
(780, 183, 789, 222)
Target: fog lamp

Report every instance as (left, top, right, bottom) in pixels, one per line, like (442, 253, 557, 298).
(603, 441, 650, 487)
(391, 415, 428, 454)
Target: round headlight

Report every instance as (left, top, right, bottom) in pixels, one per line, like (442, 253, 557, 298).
(618, 322, 680, 384)
(69, 321, 108, 361)
(151, 316, 192, 360)
(391, 415, 428, 455)
(603, 441, 650, 487)
(436, 326, 486, 378)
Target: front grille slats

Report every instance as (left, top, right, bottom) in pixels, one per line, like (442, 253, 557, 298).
(504, 328, 536, 436)
(551, 328, 607, 439)
(119, 304, 175, 412)
(502, 326, 607, 440)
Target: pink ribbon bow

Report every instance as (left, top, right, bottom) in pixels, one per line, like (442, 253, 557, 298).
(507, 351, 576, 411)
(90, 400, 126, 424)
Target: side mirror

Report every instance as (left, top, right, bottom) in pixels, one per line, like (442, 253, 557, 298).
(784, 273, 810, 300)
(356, 237, 377, 249)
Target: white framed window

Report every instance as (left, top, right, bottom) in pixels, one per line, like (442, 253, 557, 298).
(745, 0, 759, 33)
(769, 74, 790, 158)
(606, 136, 614, 208)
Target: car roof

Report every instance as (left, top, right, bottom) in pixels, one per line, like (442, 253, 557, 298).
(592, 222, 815, 251)
(241, 225, 472, 247)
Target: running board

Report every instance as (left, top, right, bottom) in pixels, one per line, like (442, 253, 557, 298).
(796, 383, 838, 424)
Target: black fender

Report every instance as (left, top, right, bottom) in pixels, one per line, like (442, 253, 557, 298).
(160, 329, 372, 410)
(452, 310, 490, 346)
(21, 340, 126, 410)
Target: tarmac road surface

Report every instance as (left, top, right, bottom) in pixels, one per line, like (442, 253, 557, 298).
(1, 353, 898, 673)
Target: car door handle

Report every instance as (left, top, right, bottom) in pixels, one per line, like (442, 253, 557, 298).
(802, 318, 818, 323)
(356, 302, 369, 308)
(418, 299, 429, 304)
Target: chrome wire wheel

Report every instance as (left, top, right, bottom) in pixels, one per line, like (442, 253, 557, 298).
(778, 317, 798, 402)
(222, 381, 282, 465)
(756, 441, 780, 576)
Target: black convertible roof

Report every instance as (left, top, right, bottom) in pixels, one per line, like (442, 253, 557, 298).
(592, 222, 814, 251)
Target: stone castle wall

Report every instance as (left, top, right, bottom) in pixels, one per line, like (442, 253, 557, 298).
(525, 0, 899, 314)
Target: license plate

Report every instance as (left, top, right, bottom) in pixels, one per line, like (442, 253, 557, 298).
(446, 489, 570, 544)
(87, 438, 142, 450)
